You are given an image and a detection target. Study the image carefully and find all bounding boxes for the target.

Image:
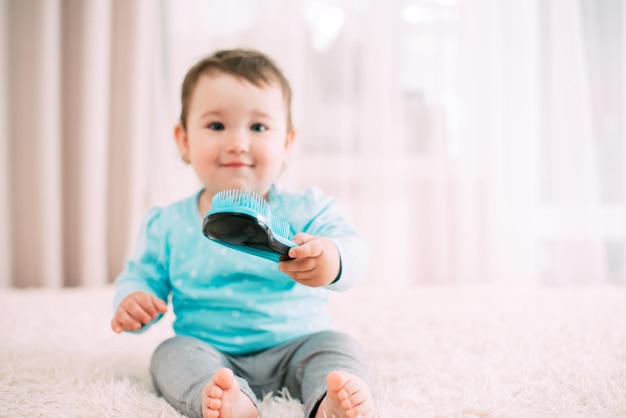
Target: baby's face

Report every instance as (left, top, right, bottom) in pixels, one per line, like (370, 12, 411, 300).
(181, 72, 294, 199)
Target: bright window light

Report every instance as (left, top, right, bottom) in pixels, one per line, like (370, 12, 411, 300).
(402, 5, 434, 24)
(303, 1, 346, 52)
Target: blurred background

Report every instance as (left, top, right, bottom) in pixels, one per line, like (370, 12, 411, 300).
(1, 0, 624, 288)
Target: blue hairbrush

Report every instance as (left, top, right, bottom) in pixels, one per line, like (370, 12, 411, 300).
(202, 189, 297, 262)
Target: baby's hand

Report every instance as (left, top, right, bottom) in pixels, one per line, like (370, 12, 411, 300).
(278, 233, 340, 287)
(111, 291, 167, 333)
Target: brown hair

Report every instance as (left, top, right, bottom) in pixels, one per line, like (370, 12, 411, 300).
(178, 48, 293, 131)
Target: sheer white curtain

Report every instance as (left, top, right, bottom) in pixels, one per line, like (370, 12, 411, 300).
(1, 0, 624, 287)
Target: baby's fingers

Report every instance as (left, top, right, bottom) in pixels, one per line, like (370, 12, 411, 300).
(145, 295, 168, 316)
(111, 292, 167, 334)
(132, 293, 167, 321)
(154, 297, 168, 313)
(112, 307, 143, 332)
(111, 318, 124, 334)
(289, 236, 323, 259)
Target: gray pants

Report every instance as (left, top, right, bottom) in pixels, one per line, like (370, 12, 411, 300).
(150, 330, 372, 418)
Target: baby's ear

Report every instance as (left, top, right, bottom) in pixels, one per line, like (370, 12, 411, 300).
(174, 123, 190, 162)
(282, 130, 296, 166)
(284, 129, 296, 150)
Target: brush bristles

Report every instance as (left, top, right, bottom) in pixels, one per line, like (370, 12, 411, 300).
(212, 189, 270, 217)
(271, 218, 291, 240)
(212, 189, 291, 239)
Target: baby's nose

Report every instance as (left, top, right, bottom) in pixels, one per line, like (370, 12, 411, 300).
(225, 131, 250, 153)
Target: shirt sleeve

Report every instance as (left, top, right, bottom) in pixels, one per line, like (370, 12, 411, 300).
(112, 207, 171, 331)
(300, 188, 370, 292)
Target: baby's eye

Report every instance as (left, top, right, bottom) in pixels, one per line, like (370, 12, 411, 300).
(207, 122, 224, 131)
(250, 123, 267, 132)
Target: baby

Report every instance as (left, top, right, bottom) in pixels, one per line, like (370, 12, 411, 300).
(111, 48, 376, 418)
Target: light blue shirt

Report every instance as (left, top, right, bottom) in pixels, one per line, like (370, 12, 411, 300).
(113, 185, 368, 355)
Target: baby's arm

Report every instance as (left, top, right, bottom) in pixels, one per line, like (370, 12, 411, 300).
(111, 291, 167, 333)
(278, 233, 341, 287)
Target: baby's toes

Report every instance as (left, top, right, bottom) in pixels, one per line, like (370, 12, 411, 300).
(208, 385, 223, 398)
(345, 381, 368, 402)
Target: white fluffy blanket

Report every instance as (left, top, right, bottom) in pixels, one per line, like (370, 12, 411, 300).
(1, 284, 625, 417)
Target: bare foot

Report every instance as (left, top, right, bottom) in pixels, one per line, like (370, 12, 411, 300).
(201, 368, 258, 418)
(315, 370, 376, 418)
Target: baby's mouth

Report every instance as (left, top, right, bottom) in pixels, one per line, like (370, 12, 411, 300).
(221, 162, 252, 168)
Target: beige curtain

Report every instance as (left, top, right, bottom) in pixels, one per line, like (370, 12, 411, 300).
(2, 0, 625, 288)
(1, 0, 159, 287)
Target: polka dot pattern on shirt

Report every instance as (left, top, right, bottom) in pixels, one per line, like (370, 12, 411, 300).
(114, 186, 353, 355)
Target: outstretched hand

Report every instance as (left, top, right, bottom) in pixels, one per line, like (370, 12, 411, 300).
(278, 233, 340, 287)
(111, 291, 167, 333)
